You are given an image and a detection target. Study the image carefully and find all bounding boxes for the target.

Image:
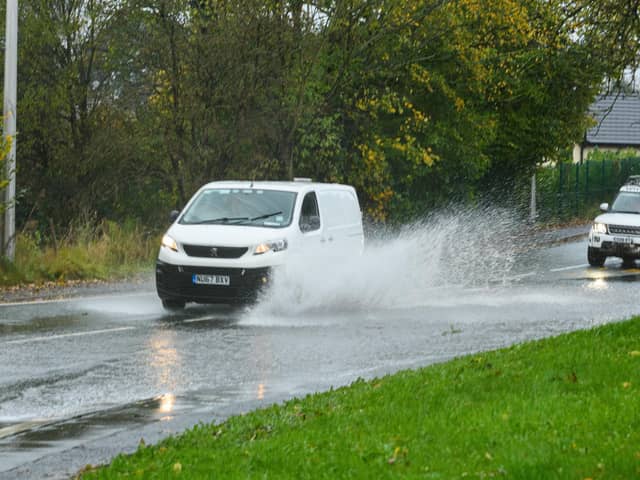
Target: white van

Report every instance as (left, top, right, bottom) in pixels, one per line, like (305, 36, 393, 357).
(156, 180, 364, 308)
(588, 176, 640, 267)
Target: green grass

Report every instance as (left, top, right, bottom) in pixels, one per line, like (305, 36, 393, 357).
(0, 220, 158, 286)
(81, 317, 640, 479)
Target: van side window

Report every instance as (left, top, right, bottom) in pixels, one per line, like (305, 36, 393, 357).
(299, 192, 321, 232)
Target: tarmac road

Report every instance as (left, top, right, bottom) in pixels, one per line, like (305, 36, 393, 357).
(1, 230, 639, 479)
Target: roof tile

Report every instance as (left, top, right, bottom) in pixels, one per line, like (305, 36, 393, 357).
(586, 94, 640, 146)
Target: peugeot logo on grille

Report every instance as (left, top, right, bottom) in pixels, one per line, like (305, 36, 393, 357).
(210, 247, 218, 257)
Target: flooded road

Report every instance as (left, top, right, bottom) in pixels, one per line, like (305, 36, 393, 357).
(1, 235, 639, 479)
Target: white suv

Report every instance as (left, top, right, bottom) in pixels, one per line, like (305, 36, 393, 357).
(588, 176, 640, 267)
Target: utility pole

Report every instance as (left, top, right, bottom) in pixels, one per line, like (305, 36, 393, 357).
(529, 173, 537, 222)
(3, 0, 17, 261)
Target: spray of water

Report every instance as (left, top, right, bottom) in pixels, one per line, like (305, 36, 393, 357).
(250, 205, 528, 317)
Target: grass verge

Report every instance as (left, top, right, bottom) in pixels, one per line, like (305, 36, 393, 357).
(0, 220, 158, 286)
(81, 317, 640, 479)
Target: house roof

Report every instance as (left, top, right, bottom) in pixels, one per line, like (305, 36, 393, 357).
(586, 94, 640, 146)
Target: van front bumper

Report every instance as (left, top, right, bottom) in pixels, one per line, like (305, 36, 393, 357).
(155, 260, 271, 304)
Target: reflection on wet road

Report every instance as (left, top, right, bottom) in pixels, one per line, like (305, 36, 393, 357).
(0, 238, 638, 478)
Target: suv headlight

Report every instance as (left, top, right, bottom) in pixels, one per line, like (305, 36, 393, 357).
(254, 239, 288, 255)
(161, 234, 179, 252)
(592, 222, 607, 234)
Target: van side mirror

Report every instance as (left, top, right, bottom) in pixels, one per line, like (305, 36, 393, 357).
(300, 215, 321, 232)
(169, 210, 180, 223)
(599, 203, 609, 212)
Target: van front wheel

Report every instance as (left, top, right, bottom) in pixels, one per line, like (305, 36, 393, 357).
(162, 298, 186, 311)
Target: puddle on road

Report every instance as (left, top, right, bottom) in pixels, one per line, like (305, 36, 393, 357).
(0, 396, 180, 474)
(0, 394, 181, 449)
(0, 315, 84, 336)
(0, 387, 248, 475)
(74, 293, 165, 317)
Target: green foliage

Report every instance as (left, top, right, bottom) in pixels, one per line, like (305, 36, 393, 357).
(586, 148, 640, 163)
(563, 0, 640, 81)
(0, 254, 23, 284)
(8, 0, 611, 231)
(0, 220, 157, 286)
(287, 0, 602, 220)
(535, 157, 640, 222)
(83, 317, 640, 478)
(15, 0, 177, 230)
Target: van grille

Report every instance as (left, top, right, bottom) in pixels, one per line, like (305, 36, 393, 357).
(608, 225, 640, 236)
(183, 245, 248, 258)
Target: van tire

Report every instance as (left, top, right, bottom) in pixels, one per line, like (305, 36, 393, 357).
(162, 298, 186, 310)
(587, 247, 605, 267)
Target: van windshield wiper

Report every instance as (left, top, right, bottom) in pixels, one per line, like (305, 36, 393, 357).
(611, 210, 640, 214)
(250, 211, 283, 221)
(189, 216, 249, 224)
(187, 211, 283, 225)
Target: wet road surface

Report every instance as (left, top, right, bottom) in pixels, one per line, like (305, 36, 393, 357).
(1, 237, 639, 478)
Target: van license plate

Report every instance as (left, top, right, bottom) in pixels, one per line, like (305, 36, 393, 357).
(613, 237, 633, 244)
(192, 274, 230, 286)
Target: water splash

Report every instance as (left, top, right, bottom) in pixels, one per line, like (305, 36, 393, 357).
(250, 205, 527, 317)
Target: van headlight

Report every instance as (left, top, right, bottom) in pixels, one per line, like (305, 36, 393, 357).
(161, 234, 179, 252)
(592, 222, 607, 234)
(254, 239, 288, 255)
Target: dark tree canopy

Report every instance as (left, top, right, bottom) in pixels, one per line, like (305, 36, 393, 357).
(0, 0, 617, 227)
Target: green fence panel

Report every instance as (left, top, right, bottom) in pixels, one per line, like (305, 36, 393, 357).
(535, 157, 640, 222)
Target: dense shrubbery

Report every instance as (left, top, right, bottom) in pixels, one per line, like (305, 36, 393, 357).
(0, 220, 157, 286)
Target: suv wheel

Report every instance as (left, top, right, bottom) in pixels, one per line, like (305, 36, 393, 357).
(622, 256, 636, 268)
(162, 298, 186, 311)
(587, 247, 606, 267)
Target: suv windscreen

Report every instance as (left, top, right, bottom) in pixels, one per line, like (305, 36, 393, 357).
(611, 192, 640, 214)
(180, 189, 297, 227)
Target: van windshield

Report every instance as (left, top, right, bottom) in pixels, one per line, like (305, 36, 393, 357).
(180, 189, 297, 228)
(611, 192, 640, 214)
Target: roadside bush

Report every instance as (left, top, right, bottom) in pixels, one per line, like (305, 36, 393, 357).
(41, 247, 105, 281)
(0, 218, 158, 286)
(100, 220, 158, 267)
(0, 256, 24, 285)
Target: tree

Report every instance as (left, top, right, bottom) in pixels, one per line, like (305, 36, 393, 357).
(6, 0, 608, 232)
(563, 0, 640, 82)
(478, 0, 604, 180)
(296, 0, 601, 220)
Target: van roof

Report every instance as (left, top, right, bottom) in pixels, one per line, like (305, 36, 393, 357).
(199, 180, 356, 194)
